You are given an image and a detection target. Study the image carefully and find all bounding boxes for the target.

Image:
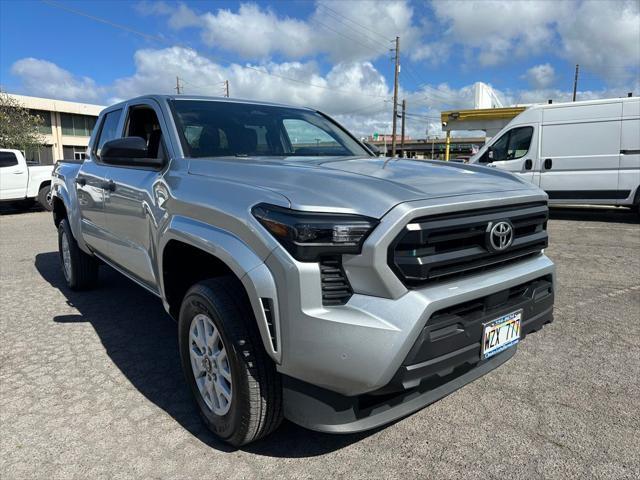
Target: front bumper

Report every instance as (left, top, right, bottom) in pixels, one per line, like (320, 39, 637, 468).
(282, 273, 553, 433)
(268, 250, 555, 397)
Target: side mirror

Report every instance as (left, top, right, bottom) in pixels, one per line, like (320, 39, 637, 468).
(101, 137, 163, 167)
(364, 142, 381, 156)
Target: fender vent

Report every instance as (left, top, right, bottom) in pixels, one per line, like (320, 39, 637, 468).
(260, 298, 277, 351)
(320, 257, 353, 306)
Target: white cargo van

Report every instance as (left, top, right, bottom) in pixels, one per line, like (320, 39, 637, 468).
(470, 97, 640, 212)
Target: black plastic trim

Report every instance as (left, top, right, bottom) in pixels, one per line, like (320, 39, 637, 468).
(547, 190, 631, 200)
(282, 347, 517, 433)
(389, 202, 548, 286)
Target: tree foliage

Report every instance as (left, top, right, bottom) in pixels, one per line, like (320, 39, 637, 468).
(0, 91, 45, 151)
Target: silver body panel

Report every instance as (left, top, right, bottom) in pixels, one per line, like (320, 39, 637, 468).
(52, 94, 555, 398)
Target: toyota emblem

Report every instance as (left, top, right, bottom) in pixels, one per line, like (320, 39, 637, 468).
(487, 221, 514, 252)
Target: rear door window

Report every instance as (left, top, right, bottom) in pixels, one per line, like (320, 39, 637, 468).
(94, 109, 122, 158)
(0, 151, 18, 167)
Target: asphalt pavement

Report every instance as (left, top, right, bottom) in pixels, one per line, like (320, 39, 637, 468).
(1, 206, 639, 479)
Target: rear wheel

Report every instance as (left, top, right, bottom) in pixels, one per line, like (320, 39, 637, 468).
(178, 277, 282, 446)
(58, 219, 99, 290)
(37, 184, 53, 211)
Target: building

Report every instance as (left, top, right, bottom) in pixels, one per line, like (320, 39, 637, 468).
(439, 106, 527, 160)
(368, 136, 485, 160)
(5, 93, 105, 165)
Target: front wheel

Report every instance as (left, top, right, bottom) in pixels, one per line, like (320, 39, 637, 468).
(58, 219, 99, 290)
(178, 277, 282, 446)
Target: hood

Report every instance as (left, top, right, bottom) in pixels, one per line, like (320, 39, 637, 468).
(188, 156, 534, 218)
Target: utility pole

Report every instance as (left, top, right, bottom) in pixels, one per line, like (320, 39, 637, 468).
(572, 64, 579, 102)
(400, 99, 406, 158)
(224, 80, 229, 98)
(391, 36, 400, 157)
(175, 76, 182, 95)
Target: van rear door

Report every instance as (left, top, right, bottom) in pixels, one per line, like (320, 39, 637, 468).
(619, 99, 640, 206)
(539, 102, 622, 204)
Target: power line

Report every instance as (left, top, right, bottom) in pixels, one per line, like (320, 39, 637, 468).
(316, 5, 393, 50)
(317, 4, 393, 47)
(40, 0, 391, 101)
(181, 78, 226, 89)
(334, 100, 389, 116)
(312, 18, 389, 58)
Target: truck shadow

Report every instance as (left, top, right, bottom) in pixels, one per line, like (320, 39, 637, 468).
(0, 201, 43, 215)
(35, 251, 374, 458)
(549, 206, 639, 224)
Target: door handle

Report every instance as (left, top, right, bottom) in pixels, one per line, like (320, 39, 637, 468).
(102, 179, 116, 191)
(544, 158, 552, 170)
(524, 159, 533, 170)
(12, 171, 25, 175)
(75, 177, 86, 186)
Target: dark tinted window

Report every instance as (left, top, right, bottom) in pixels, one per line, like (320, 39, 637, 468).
(507, 127, 533, 159)
(490, 131, 510, 161)
(171, 100, 368, 158)
(0, 151, 18, 167)
(486, 126, 533, 162)
(95, 109, 122, 157)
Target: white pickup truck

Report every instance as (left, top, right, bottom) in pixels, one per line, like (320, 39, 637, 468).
(0, 148, 54, 210)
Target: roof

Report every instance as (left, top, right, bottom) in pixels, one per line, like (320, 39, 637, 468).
(6, 93, 105, 116)
(111, 94, 313, 112)
(440, 106, 527, 124)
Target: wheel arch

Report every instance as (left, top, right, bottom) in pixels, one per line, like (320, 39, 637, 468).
(159, 216, 281, 363)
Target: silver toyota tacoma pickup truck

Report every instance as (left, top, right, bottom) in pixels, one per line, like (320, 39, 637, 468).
(51, 95, 555, 446)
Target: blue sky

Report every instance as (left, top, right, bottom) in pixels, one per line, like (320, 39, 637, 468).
(1, 0, 639, 137)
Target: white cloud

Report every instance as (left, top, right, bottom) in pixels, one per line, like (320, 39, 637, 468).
(10, 58, 104, 103)
(524, 64, 556, 89)
(558, 0, 640, 84)
(430, 0, 564, 67)
(197, 3, 313, 59)
(9, 45, 638, 140)
(427, 0, 639, 83)
(145, 1, 420, 63)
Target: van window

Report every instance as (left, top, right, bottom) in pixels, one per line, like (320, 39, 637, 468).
(489, 127, 533, 161)
(507, 127, 534, 159)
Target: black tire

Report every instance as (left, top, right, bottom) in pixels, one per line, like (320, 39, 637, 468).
(178, 277, 282, 446)
(37, 184, 53, 211)
(58, 219, 99, 290)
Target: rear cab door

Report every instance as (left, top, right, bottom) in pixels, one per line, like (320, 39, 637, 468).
(76, 106, 123, 256)
(0, 150, 28, 200)
(100, 98, 173, 291)
(539, 101, 622, 203)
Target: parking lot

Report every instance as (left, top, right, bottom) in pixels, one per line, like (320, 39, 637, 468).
(0, 207, 638, 479)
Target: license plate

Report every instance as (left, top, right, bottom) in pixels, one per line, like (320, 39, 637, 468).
(481, 310, 522, 359)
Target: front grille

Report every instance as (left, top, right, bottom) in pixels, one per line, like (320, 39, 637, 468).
(389, 201, 548, 286)
(320, 257, 353, 306)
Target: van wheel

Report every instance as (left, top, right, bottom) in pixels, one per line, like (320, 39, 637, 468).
(38, 184, 53, 211)
(178, 277, 282, 446)
(58, 219, 99, 290)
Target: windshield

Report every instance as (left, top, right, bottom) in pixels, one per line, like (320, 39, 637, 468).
(170, 99, 369, 158)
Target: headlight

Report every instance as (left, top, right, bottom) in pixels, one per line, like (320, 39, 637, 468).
(252, 203, 378, 262)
